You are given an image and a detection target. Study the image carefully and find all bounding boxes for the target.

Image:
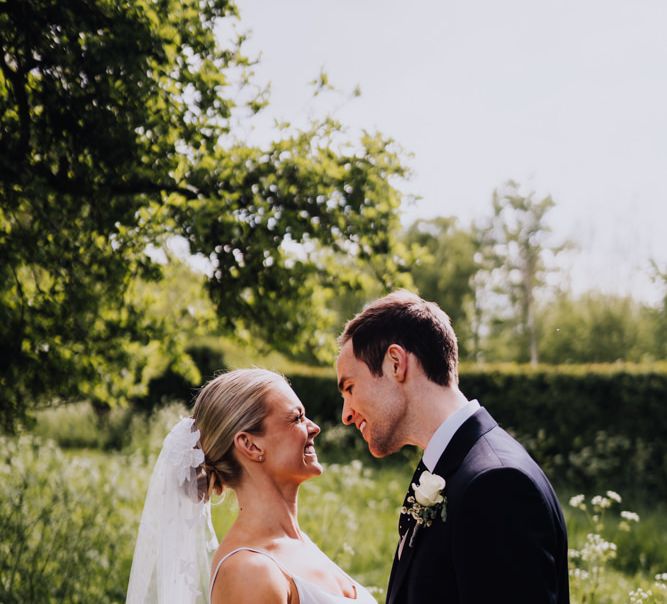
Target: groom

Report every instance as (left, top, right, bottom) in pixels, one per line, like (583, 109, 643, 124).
(336, 290, 569, 604)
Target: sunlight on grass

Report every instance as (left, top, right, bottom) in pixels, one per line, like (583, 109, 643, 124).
(2, 420, 665, 602)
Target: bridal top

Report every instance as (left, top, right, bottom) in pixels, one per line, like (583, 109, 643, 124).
(209, 547, 377, 604)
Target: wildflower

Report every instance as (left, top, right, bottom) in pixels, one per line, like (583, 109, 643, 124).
(620, 511, 640, 522)
(606, 490, 622, 503)
(579, 533, 617, 564)
(591, 495, 612, 509)
(629, 588, 653, 603)
(569, 494, 586, 510)
(569, 568, 590, 581)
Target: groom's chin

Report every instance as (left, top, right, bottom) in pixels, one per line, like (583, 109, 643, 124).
(367, 439, 396, 459)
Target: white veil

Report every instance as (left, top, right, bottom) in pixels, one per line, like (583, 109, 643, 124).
(126, 417, 219, 603)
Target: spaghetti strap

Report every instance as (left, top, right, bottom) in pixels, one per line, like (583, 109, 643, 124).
(208, 547, 291, 603)
(208, 542, 377, 603)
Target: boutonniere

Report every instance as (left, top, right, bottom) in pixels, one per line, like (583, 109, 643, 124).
(402, 470, 447, 547)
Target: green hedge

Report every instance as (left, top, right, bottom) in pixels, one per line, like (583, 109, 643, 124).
(286, 363, 667, 498)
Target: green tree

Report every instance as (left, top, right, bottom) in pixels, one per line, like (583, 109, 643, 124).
(478, 181, 570, 364)
(649, 260, 667, 359)
(403, 217, 479, 358)
(0, 0, 410, 430)
(538, 291, 656, 363)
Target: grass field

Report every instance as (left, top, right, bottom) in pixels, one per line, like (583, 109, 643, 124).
(2, 403, 666, 602)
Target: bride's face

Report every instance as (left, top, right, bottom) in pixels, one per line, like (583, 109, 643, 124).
(257, 380, 323, 483)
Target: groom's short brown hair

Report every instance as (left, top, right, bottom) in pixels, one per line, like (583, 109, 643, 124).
(339, 290, 459, 386)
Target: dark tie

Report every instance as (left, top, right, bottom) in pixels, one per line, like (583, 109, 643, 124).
(398, 458, 427, 537)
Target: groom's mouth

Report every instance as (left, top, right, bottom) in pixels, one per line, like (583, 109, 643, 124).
(358, 420, 367, 438)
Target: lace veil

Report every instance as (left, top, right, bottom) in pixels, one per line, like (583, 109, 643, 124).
(126, 417, 219, 603)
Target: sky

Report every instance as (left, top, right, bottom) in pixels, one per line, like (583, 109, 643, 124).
(229, 0, 667, 303)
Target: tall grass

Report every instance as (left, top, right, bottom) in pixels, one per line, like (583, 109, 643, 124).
(2, 406, 666, 602)
(0, 437, 146, 602)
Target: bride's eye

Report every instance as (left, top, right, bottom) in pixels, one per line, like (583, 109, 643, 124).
(294, 412, 305, 423)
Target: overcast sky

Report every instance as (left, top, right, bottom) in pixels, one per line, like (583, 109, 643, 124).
(231, 0, 667, 303)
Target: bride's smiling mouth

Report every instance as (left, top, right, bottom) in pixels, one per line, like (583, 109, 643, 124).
(304, 441, 317, 456)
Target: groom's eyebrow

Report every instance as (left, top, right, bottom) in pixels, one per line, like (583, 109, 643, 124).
(337, 376, 348, 392)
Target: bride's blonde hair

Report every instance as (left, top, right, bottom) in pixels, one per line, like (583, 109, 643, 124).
(192, 368, 284, 499)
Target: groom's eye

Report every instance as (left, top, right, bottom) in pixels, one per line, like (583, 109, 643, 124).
(346, 385, 353, 394)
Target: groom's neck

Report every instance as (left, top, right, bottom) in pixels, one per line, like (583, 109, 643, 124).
(404, 381, 469, 450)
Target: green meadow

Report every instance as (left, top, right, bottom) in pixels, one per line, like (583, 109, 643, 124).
(2, 403, 666, 603)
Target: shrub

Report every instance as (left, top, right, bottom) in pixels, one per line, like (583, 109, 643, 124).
(132, 344, 227, 414)
(286, 363, 667, 497)
(30, 402, 134, 450)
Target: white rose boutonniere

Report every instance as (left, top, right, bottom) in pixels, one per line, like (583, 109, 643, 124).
(413, 471, 446, 506)
(402, 470, 448, 547)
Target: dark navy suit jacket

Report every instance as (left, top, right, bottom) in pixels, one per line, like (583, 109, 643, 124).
(386, 407, 570, 604)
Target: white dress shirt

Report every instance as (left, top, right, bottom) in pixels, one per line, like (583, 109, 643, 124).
(423, 399, 481, 472)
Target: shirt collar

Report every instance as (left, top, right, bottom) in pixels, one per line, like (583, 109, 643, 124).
(423, 399, 480, 472)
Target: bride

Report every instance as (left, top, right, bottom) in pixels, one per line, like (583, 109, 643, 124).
(126, 368, 377, 603)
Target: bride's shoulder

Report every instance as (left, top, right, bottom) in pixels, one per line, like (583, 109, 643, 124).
(210, 533, 273, 571)
(210, 547, 291, 603)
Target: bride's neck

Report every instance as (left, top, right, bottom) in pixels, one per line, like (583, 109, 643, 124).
(232, 478, 303, 540)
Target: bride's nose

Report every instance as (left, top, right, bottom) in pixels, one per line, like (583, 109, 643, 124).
(307, 419, 320, 436)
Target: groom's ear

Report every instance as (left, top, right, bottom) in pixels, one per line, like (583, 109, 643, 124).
(385, 344, 408, 383)
(233, 432, 264, 463)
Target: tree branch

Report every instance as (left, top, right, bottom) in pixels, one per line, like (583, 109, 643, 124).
(0, 158, 202, 200)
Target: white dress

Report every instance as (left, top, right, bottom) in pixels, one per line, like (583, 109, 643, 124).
(208, 547, 377, 604)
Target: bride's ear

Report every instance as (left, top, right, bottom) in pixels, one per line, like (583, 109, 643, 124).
(233, 432, 265, 463)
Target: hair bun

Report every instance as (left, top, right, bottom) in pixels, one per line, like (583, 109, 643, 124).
(196, 460, 224, 501)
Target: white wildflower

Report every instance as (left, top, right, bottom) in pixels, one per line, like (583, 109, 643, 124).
(629, 588, 653, 603)
(591, 495, 612, 509)
(569, 568, 590, 581)
(569, 494, 586, 510)
(579, 533, 617, 564)
(606, 490, 622, 503)
(620, 510, 640, 522)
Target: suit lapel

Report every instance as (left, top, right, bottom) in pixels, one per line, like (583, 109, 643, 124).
(387, 408, 497, 603)
(432, 407, 497, 478)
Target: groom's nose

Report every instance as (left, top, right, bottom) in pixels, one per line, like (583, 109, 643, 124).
(341, 398, 355, 425)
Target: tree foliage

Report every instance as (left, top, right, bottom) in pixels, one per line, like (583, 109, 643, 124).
(477, 181, 570, 364)
(0, 0, 410, 429)
(403, 217, 479, 358)
(537, 292, 658, 363)
(400, 189, 665, 366)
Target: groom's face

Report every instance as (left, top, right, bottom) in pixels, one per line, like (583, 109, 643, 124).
(336, 340, 407, 458)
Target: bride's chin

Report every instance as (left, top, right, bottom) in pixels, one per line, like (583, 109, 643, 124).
(305, 458, 323, 475)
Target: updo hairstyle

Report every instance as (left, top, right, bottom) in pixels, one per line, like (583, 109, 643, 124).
(192, 368, 284, 500)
